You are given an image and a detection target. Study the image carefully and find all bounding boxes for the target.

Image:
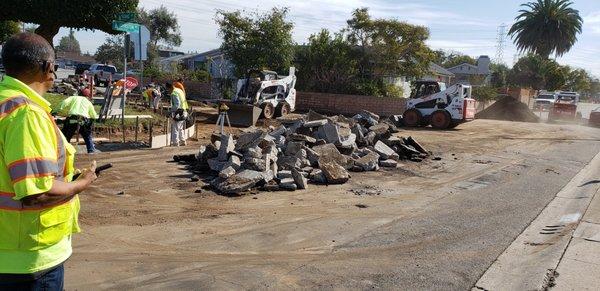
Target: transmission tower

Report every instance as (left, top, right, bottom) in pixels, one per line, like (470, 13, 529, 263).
(495, 24, 507, 64)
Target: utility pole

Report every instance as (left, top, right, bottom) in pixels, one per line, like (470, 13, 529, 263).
(495, 24, 507, 64)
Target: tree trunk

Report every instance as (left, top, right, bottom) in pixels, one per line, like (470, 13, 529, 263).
(35, 24, 60, 47)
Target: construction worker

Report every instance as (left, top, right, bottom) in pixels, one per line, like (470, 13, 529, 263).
(166, 82, 189, 146)
(173, 77, 185, 93)
(0, 33, 97, 290)
(142, 83, 160, 109)
(53, 88, 99, 154)
(152, 85, 163, 112)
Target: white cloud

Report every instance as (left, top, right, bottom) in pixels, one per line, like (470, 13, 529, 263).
(584, 11, 600, 34)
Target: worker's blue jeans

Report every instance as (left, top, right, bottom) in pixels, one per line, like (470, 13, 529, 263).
(0, 263, 64, 291)
(62, 117, 96, 153)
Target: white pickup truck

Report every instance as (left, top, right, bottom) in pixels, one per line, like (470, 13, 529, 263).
(533, 92, 558, 111)
(87, 64, 122, 87)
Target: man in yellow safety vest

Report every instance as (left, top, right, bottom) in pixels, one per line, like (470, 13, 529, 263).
(53, 89, 99, 154)
(166, 82, 189, 146)
(0, 33, 97, 290)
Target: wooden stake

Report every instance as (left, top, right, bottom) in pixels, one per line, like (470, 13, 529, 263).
(135, 116, 139, 142)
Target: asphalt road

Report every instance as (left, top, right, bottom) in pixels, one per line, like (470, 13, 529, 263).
(332, 140, 600, 289)
(65, 120, 600, 290)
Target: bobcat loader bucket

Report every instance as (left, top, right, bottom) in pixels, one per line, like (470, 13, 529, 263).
(222, 101, 263, 127)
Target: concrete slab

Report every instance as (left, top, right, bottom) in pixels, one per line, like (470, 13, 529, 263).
(583, 191, 600, 224)
(561, 237, 600, 264)
(572, 221, 600, 242)
(554, 249, 600, 290)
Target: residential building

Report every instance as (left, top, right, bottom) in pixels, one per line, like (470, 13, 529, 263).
(385, 62, 455, 98)
(158, 49, 235, 79)
(55, 51, 96, 69)
(423, 63, 455, 85)
(446, 55, 491, 85)
(158, 49, 185, 58)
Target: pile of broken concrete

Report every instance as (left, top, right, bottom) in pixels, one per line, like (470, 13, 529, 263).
(175, 110, 430, 195)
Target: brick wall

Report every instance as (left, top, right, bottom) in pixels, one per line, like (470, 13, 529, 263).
(296, 92, 406, 117)
(184, 82, 211, 100)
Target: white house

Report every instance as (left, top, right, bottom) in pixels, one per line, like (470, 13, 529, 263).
(446, 55, 491, 85)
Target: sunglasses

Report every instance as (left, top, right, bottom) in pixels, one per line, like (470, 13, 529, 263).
(38, 60, 58, 79)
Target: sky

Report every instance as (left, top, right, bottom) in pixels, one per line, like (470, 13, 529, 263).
(53, 0, 600, 76)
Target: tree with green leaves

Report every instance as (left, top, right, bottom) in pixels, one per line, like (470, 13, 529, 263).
(564, 68, 591, 92)
(56, 29, 81, 54)
(137, 6, 181, 48)
(508, 0, 582, 58)
(0, 0, 138, 44)
(216, 7, 295, 77)
(295, 29, 358, 94)
(432, 50, 477, 68)
(0, 20, 20, 43)
(442, 54, 477, 69)
(490, 63, 510, 88)
(508, 54, 567, 90)
(95, 36, 124, 71)
(136, 6, 181, 67)
(345, 8, 434, 80)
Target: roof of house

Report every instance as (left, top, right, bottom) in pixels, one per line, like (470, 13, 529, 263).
(159, 53, 197, 64)
(430, 62, 454, 77)
(56, 51, 96, 64)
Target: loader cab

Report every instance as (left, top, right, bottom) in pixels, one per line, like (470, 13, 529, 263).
(411, 81, 446, 99)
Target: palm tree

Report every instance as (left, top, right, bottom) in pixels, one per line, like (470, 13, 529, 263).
(509, 0, 583, 59)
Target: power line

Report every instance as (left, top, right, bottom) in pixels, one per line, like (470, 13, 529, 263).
(495, 23, 507, 64)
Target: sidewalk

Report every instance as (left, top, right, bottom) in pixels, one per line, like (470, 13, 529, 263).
(552, 184, 600, 290)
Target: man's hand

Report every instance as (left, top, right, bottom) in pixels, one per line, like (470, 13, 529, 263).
(76, 160, 98, 187)
(22, 161, 98, 207)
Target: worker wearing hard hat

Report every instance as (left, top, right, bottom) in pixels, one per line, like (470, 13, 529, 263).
(173, 77, 185, 93)
(166, 82, 189, 146)
(53, 88, 99, 154)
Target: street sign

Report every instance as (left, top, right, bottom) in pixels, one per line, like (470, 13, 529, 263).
(129, 25, 150, 61)
(124, 77, 139, 90)
(116, 12, 136, 22)
(112, 21, 140, 33)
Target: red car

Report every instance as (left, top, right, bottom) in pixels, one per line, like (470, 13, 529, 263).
(590, 107, 600, 127)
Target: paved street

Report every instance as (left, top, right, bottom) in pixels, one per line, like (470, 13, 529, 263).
(65, 120, 600, 290)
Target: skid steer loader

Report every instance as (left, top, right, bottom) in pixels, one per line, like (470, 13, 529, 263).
(223, 67, 297, 127)
(403, 80, 476, 129)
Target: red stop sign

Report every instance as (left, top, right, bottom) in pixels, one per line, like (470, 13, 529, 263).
(124, 77, 138, 90)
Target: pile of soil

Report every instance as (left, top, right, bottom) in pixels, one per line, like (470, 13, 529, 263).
(475, 96, 539, 122)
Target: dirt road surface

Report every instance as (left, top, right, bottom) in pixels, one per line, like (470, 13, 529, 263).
(65, 119, 600, 290)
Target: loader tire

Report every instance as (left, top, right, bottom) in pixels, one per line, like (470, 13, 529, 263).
(430, 110, 451, 129)
(276, 102, 291, 117)
(261, 103, 275, 119)
(403, 109, 422, 127)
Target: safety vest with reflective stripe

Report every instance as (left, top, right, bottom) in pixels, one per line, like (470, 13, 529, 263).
(173, 87, 189, 110)
(0, 79, 79, 254)
(142, 88, 155, 102)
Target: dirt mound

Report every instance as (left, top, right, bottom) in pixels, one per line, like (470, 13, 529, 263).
(475, 96, 539, 122)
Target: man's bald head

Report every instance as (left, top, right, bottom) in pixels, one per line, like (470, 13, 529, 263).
(1, 33, 55, 77)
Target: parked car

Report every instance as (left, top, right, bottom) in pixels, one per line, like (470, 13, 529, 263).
(533, 92, 557, 111)
(74, 63, 91, 75)
(87, 64, 118, 87)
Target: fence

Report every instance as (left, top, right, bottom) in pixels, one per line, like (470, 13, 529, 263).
(296, 91, 407, 117)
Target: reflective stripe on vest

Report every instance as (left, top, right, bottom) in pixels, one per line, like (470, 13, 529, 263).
(0, 96, 29, 118)
(8, 158, 58, 183)
(0, 96, 70, 210)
